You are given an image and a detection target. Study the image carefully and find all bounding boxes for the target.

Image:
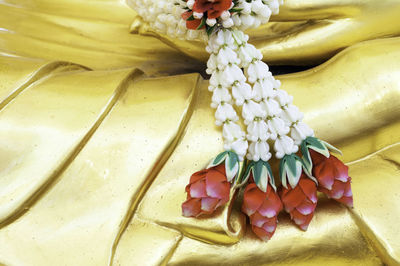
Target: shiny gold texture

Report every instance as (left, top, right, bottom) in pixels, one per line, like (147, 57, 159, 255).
(0, 0, 399, 265)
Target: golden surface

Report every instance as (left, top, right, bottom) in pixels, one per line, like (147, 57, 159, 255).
(0, 0, 399, 265)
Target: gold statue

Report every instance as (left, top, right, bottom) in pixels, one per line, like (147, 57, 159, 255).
(0, 0, 398, 265)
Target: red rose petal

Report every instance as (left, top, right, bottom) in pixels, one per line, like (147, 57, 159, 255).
(250, 212, 269, 228)
(310, 149, 327, 165)
(299, 177, 317, 202)
(330, 180, 346, 199)
(332, 155, 349, 182)
(296, 199, 316, 216)
(281, 186, 306, 211)
(258, 191, 282, 218)
(189, 179, 207, 198)
(186, 19, 204, 30)
(252, 225, 272, 241)
(214, 0, 232, 11)
(314, 162, 335, 190)
(207, 8, 224, 19)
(193, 0, 212, 13)
(201, 197, 219, 212)
(344, 180, 353, 197)
(242, 183, 265, 216)
(337, 196, 354, 208)
(189, 169, 207, 185)
(182, 198, 201, 217)
(205, 169, 230, 199)
(181, 11, 192, 20)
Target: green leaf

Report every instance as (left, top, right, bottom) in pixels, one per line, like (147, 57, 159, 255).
(301, 141, 312, 169)
(207, 151, 228, 169)
(322, 140, 343, 155)
(309, 145, 330, 158)
(279, 157, 288, 188)
(206, 25, 216, 36)
(228, 151, 239, 170)
(286, 160, 302, 188)
(230, 8, 243, 13)
(240, 162, 254, 185)
(225, 152, 239, 182)
(253, 161, 268, 192)
(196, 17, 206, 30)
(285, 155, 298, 177)
(308, 137, 325, 150)
(186, 14, 195, 21)
(264, 162, 276, 191)
(279, 156, 286, 179)
(306, 137, 330, 158)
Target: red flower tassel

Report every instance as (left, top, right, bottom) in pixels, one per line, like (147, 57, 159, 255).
(182, 163, 230, 217)
(310, 150, 353, 207)
(280, 174, 318, 231)
(193, 0, 232, 19)
(242, 182, 283, 241)
(181, 11, 205, 30)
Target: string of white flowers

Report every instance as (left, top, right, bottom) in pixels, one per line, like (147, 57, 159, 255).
(127, 0, 207, 40)
(206, 30, 249, 161)
(231, 30, 314, 159)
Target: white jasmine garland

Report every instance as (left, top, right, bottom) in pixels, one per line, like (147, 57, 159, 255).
(129, 0, 313, 161)
(128, 0, 283, 41)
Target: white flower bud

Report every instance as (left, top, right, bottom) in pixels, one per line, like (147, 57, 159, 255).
(193, 12, 203, 19)
(232, 82, 252, 106)
(238, 1, 252, 15)
(221, 64, 245, 87)
(232, 14, 242, 26)
(230, 138, 248, 160)
(291, 122, 314, 144)
(275, 89, 293, 106)
(281, 105, 304, 123)
(267, 116, 290, 139)
(223, 122, 245, 142)
(209, 70, 223, 87)
(240, 14, 255, 29)
(222, 18, 234, 28)
(221, 10, 231, 20)
(217, 47, 240, 69)
(247, 120, 269, 141)
(248, 141, 271, 162)
(206, 53, 218, 74)
(261, 98, 281, 116)
(206, 18, 217, 27)
(211, 88, 232, 108)
(246, 60, 269, 83)
(187, 0, 195, 9)
(215, 103, 238, 124)
(274, 136, 298, 159)
(242, 100, 266, 124)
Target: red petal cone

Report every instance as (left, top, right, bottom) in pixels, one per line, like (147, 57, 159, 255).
(310, 150, 354, 208)
(242, 182, 282, 241)
(182, 198, 202, 217)
(182, 164, 230, 217)
(280, 174, 317, 231)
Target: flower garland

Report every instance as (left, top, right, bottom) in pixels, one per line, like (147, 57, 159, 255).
(129, 0, 353, 241)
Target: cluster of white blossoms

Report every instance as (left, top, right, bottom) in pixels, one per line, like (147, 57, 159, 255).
(128, 0, 316, 162)
(127, 0, 207, 40)
(207, 29, 314, 161)
(231, 0, 283, 30)
(207, 30, 249, 161)
(127, 0, 283, 41)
